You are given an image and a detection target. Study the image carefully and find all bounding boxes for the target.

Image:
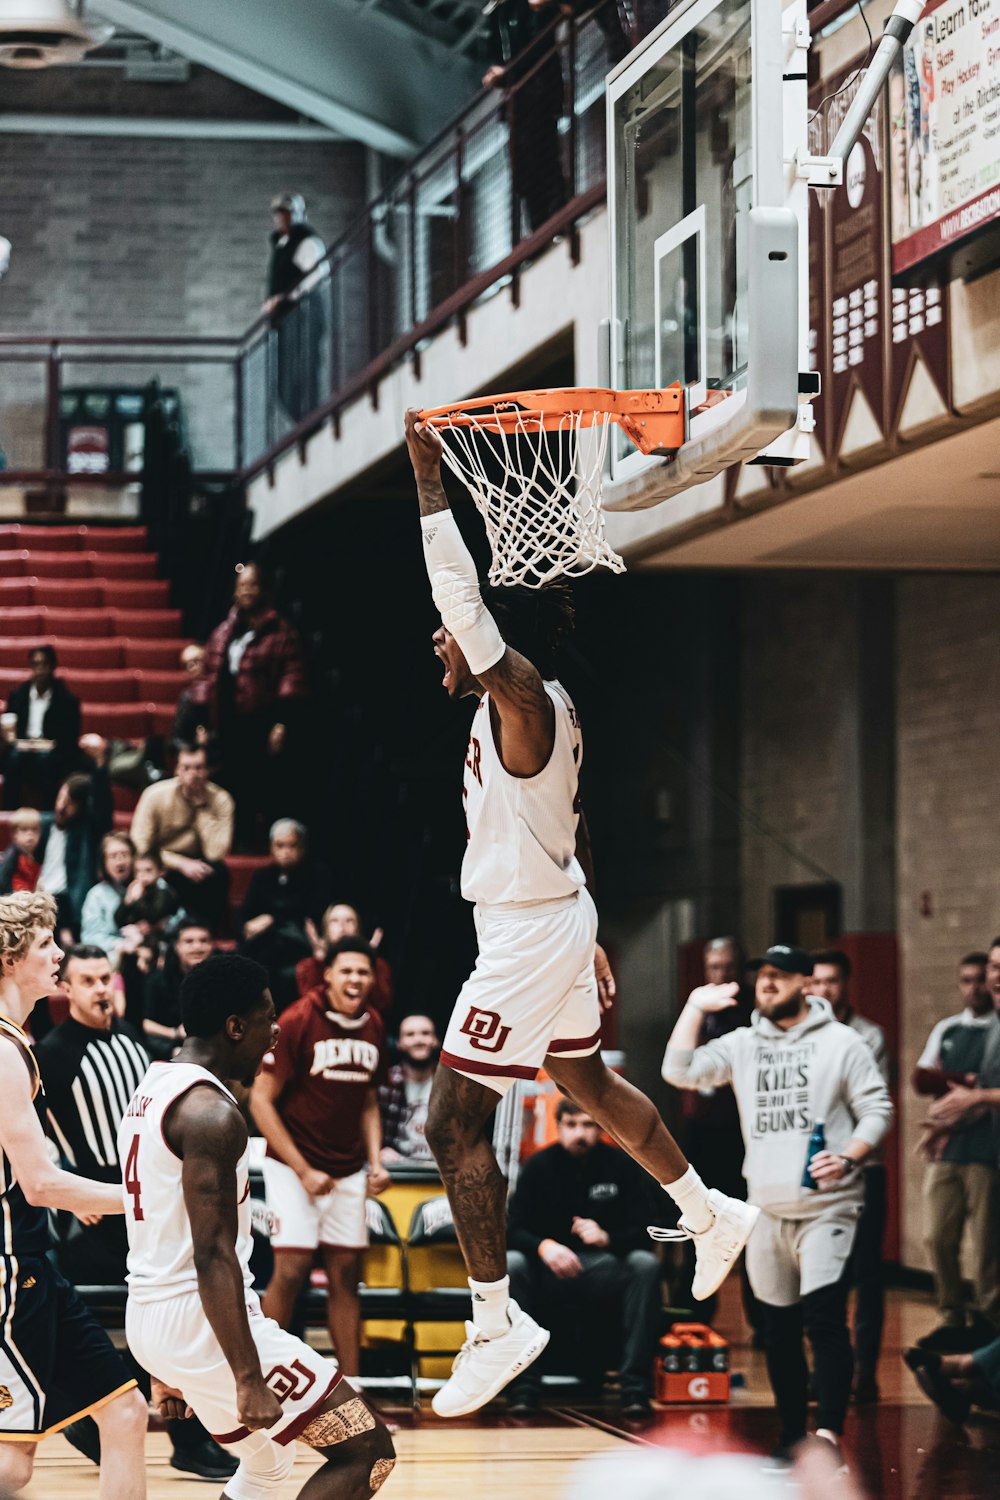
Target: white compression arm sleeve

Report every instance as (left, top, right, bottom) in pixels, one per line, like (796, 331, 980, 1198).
(421, 510, 505, 676)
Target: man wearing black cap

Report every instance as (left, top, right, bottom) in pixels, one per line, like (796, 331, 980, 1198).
(662, 945, 893, 1469)
(264, 192, 328, 421)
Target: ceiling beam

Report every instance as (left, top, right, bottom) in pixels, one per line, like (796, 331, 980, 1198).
(92, 0, 479, 156)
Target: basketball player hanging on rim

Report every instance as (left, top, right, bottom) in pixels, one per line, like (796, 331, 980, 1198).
(405, 410, 759, 1417)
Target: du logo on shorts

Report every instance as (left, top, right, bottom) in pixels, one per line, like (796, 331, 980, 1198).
(459, 1006, 511, 1053)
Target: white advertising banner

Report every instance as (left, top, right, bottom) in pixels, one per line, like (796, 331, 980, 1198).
(888, 0, 1000, 271)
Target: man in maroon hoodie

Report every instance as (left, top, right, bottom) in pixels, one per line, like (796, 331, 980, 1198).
(190, 562, 309, 849)
(251, 937, 390, 1378)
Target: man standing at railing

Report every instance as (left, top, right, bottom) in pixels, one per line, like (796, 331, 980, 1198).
(483, 0, 568, 234)
(264, 192, 329, 423)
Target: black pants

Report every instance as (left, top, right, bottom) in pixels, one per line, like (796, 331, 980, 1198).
(762, 1269, 854, 1445)
(165, 859, 230, 931)
(849, 1165, 886, 1381)
(508, 1247, 661, 1400)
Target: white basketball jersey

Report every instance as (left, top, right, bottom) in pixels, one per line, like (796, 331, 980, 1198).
(461, 680, 587, 906)
(117, 1061, 253, 1305)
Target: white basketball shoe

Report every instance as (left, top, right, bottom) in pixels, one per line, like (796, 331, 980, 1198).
(649, 1188, 759, 1301)
(431, 1300, 550, 1418)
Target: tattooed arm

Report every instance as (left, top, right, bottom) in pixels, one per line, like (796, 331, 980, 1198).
(405, 407, 451, 517)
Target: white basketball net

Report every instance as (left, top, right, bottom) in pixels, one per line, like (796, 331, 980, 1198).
(433, 407, 626, 588)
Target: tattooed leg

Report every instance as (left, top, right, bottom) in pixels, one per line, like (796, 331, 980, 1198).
(425, 1066, 507, 1282)
(295, 1384, 395, 1499)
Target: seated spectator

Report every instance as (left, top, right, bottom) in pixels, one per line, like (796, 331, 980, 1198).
(80, 833, 136, 968)
(1, 644, 81, 809)
(239, 817, 331, 1011)
(36, 738, 113, 945)
(913, 948, 1000, 1352)
(188, 562, 309, 850)
(297, 901, 393, 1012)
(142, 918, 214, 1060)
(171, 643, 212, 753)
(129, 742, 232, 929)
(506, 1097, 662, 1418)
(116, 848, 182, 943)
(380, 1013, 439, 1164)
(906, 1332, 1000, 1424)
(0, 806, 43, 894)
(37, 943, 237, 1484)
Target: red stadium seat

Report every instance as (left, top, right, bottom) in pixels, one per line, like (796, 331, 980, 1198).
(90, 552, 159, 581)
(14, 553, 90, 580)
(112, 782, 140, 813)
(0, 813, 13, 852)
(0, 669, 23, 699)
(121, 639, 191, 669)
(226, 856, 269, 909)
(147, 704, 175, 738)
(0, 525, 85, 551)
(0, 551, 31, 578)
(1, 610, 44, 637)
(112, 810, 133, 831)
(80, 526, 148, 552)
(109, 609, 183, 638)
(32, 580, 104, 609)
(101, 580, 171, 609)
(132, 669, 187, 700)
(0, 638, 126, 669)
(62, 669, 138, 704)
(0, 581, 34, 608)
(81, 703, 151, 738)
(39, 609, 114, 638)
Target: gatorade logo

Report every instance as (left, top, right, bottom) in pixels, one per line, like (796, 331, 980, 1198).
(688, 1376, 710, 1400)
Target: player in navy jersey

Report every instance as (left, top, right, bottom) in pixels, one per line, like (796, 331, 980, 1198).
(0, 892, 146, 1495)
(406, 410, 759, 1418)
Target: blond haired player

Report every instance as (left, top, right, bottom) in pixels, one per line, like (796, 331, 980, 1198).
(0, 891, 147, 1495)
(405, 409, 759, 1418)
(119, 953, 395, 1500)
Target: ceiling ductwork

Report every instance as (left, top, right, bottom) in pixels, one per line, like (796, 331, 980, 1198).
(0, 0, 112, 69)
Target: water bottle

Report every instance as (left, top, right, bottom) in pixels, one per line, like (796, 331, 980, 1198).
(801, 1119, 826, 1190)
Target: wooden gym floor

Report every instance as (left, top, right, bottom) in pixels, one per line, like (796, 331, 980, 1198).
(25, 1285, 1000, 1499)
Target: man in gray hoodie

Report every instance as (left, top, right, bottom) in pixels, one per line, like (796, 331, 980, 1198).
(662, 945, 894, 1465)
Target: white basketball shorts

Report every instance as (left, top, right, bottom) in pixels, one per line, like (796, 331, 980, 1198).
(262, 1159, 369, 1253)
(440, 888, 602, 1096)
(126, 1289, 342, 1448)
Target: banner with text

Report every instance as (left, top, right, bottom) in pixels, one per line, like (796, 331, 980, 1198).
(888, 0, 1000, 272)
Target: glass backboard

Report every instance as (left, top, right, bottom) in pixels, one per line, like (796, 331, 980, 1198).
(608, 0, 753, 476)
(605, 0, 803, 492)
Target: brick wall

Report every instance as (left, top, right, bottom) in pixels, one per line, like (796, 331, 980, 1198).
(896, 574, 1000, 1268)
(0, 132, 365, 469)
(740, 570, 869, 948)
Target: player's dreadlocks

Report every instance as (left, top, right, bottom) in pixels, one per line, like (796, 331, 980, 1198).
(480, 579, 575, 681)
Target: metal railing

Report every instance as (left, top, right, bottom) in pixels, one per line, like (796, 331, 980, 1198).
(0, 2, 640, 495)
(236, 2, 621, 476)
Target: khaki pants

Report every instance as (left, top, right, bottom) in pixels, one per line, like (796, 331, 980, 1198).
(924, 1160, 1000, 1328)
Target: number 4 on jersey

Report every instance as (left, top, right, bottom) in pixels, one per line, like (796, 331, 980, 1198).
(124, 1134, 144, 1221)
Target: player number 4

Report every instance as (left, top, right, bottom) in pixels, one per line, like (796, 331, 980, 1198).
(124, 1135, 144, 1221)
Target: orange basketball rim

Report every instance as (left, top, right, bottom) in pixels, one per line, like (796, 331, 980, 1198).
(418, 384, 686, 456)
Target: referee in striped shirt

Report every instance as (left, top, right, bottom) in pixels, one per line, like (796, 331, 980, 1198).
(36, 944, 237, 1482)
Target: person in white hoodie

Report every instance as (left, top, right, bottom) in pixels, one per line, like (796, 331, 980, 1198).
(662, 945, 893, 1468)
